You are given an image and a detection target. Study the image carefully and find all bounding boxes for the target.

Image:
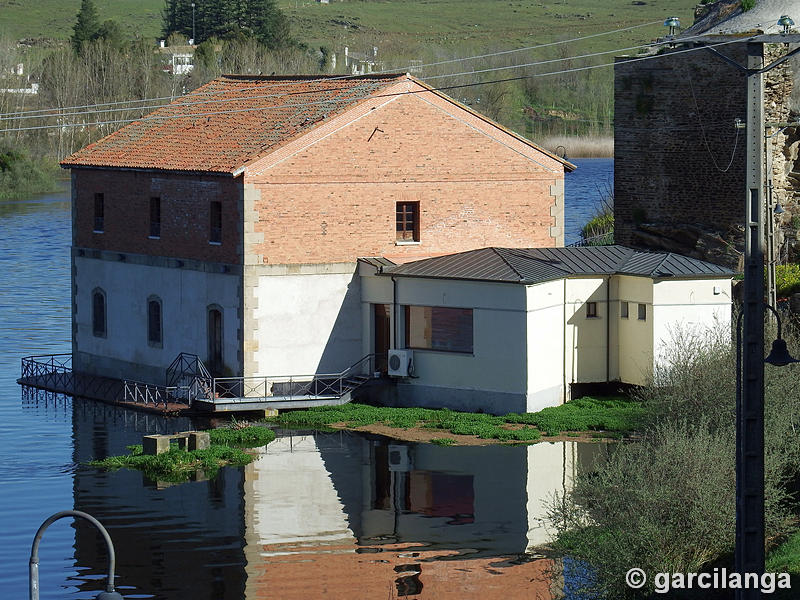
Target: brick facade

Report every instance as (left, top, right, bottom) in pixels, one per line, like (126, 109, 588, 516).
(73, 169, 242, 264)
(246, 82, 564, 264)
(614, 42, 796, 267)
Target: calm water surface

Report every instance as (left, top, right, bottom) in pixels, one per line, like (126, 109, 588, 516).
(0, 162, 611, 599)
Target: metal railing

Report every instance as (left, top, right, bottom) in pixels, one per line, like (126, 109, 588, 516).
(203, 353, 382, 403)
(20, 352, 385, 409)
(19, 354, 75, 394)
(123, 380, 175, 408)
(568, 232, 615, 247)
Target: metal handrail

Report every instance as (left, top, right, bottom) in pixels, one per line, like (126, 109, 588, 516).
(20, 354, 73, 379)
(202, 353, 383, 402)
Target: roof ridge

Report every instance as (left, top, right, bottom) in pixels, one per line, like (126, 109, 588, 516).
(612, 246, 637, 273)
(649, 251, 674, 277)
(491, 247, 527, 281)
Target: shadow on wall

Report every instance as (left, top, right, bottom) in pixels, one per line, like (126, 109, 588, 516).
(315, 270, 364, 373)
(566, 297, 609, 384)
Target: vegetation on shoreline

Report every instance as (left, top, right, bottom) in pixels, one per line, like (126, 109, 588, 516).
(549, 324, 800, 598)
(89, 425, 276, 482)
(539, 135, 613, 159)
(0, 145, 59, 200)
(268, 395, 642, 443)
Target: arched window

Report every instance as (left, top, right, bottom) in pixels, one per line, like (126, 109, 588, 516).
(92, 288, 106, 337)
(147, 296, 162, 347)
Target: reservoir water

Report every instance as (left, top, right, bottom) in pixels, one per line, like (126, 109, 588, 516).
(0, 159, 612, 599)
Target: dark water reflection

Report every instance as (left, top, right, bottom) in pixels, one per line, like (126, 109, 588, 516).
(1, 164, 613, 599)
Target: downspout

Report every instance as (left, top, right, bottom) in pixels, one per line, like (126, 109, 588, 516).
(562, 278, 567, 404)
(606, 276, 611, 383)
(391, 276, 398, 349)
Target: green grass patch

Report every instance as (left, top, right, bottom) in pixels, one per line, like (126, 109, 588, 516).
(270, 396, 639, 443)
(768, 531, 800, 574)
(89, 426, 276, 483)
(430, 437, 456, 446)
(505, 395, 644, 436)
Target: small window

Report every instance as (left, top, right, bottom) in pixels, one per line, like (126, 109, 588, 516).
(405, 305, 473, 353)
(621, 301, 629, 319)
(92, 288, 106, 337)
(149, 197, 161, 238)
(638, 303, 647, 321)
(209, 201, 222, 244)
(147, 296, 162, 346)
(396, 201, 419, 242)
(586, 302, 598, 318)
(93, 193, 104, 232)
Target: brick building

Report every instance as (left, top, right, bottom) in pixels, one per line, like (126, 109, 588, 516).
(61, 73, 573, 384)
(614, 0, 797, 268)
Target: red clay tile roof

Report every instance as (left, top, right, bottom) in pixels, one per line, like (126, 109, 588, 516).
(61, 74, 408, 174)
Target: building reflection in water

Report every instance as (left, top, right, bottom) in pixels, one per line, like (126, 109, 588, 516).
(68, 402, 605, 600)
(243, 430, 606, 599)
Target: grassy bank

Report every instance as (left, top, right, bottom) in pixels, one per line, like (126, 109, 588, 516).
(768, 531, 800, 575)
(89, 425, 276, 482)
(269, 395, 643, 444)
(539, 135, 613, 159)
(0, 148, 59, 200)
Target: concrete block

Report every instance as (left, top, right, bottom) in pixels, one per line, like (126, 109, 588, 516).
(143, 435, 171, 455)
(188, 431, 211, 451)
(175, 435, 188, 451)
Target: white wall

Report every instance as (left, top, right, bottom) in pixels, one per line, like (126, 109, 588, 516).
(73, 255, 241, 381)
(525, 279, 566, 410)
(652, 278, 732, 370)
(616, 275, 654, 385)
(389, 276, 527, 394)
(252, 268, 362, 376)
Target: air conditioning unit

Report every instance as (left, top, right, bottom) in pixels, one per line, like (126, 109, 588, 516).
(388, 444, 413, 472)
(387, 349, 413, 377)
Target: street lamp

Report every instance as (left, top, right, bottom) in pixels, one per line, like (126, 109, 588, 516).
(779, 15, 795, 35)
(661, 16, 800, 598)
(191, 2, 196, 45)
(664, 16, 680, 38)
(29, 510, 123, 600)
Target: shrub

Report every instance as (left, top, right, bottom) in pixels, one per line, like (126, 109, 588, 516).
(775, 264, 800, 298)
(551, 322, 800, 597)
(552, 420, 736, 598)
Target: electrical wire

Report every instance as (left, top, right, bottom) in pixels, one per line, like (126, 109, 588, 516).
(0, 37, 747, 134)
(0, 20, 709, 122)
(685, 66, 740, 172)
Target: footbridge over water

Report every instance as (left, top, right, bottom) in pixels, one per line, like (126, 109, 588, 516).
(18, 352, 384, 415)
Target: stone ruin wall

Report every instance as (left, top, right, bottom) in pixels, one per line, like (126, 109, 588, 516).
(614, 42, 799, 269)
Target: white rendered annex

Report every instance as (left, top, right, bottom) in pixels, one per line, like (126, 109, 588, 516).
(359, 246, 733, 415)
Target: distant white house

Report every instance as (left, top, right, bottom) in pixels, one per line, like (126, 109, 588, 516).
(359, 246, 733, 414)
(344, 46, 380, 75)
(158, 42, 194, 75)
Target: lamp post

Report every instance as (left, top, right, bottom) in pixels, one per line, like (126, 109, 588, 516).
(29, 510, 123, 600)
(662, 16, 800, 599)
(191, 2, 196, 45)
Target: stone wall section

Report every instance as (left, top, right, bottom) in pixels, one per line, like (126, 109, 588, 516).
(614, 42, 797, 267)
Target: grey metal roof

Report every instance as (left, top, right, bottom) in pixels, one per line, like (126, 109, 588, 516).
(380, 246, 734, 284)
(358, 256, 396, 269)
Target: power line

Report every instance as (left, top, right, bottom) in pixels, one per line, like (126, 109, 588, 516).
(1, 39, 655, 124)
(0, 37, 745, 134)
(0, 19, 670, 121)
(0, 32, 719, 126)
